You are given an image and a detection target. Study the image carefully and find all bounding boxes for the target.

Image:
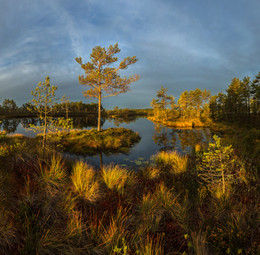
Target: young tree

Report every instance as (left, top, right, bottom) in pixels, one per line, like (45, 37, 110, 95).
(76, 43, 140, 131)
(30, 76, 58, 151)
(151, 86, 174, 121)
(198, 135, 237, 196)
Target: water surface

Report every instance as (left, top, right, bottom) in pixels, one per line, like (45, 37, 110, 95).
(0, 117, 212, 168)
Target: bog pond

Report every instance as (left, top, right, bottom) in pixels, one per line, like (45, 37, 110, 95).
(0, 117, 212, 168)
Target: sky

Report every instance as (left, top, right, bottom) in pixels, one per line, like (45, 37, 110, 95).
(0, 0, 260, 109)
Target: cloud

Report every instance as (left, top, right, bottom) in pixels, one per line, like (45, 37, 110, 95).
(0, 0, 260, 108)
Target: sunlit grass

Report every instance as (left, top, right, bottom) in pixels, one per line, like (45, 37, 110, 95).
(190, 230, 209, 255)
(138, 193, 161, 232)
(102, 164, 135, 194)
(153, 150, 188, 173)
(71, 161, 100, 202)
(39, 154, 67, 191)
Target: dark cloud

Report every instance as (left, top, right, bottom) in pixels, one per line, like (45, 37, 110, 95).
(0, 0, 260, 108)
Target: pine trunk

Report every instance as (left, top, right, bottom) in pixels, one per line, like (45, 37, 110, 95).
(98, 92, 101, 131)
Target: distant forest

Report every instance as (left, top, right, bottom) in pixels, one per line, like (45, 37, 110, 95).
(0, 71, 259, 125)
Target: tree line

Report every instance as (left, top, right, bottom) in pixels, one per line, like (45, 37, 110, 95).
(150, 71, 260, 126)
(209, 72, 260, 122)
(150, 86, 211, 124)
(1, 42, 259, 129)
(0, 99, 100, 117)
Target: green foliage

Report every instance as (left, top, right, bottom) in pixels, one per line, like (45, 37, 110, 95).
(209, 71, 260, 123)
(29, 76, 58, 152)
(198, 135, 237, 196)
(0, 141, 26, 157)
(150, 87, 211, 126)
(178, 88, 211, 119)
(49, 117, 73, 133)
(1, 99, 18, 113)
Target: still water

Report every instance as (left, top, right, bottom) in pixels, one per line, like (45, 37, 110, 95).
(0, 117, 212, 168)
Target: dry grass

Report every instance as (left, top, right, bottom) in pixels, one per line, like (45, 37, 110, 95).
(139, 166, 160, 180)
(137, 235, 164, 255)
(102, 164, 135, 194)
(71, 161, 100, 202)
(153, 150, 188, 174)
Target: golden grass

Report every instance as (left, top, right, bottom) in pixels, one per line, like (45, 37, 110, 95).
(101, 164, 135, 194)
(71, 161, 100, 202)
(153, 150, 188, 173)
(148, 116, 205, 127)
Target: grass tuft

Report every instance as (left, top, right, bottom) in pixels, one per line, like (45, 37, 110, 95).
(153, 150, 188, 174)
(102, 164, 135, 194)
(71, 161, 100, 202)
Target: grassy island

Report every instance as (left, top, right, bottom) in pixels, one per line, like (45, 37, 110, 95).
(147, 116, 206, 128)
(47, 127, 141, 155)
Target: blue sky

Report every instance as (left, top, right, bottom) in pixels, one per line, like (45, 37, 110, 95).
(0, 0, 260, 108)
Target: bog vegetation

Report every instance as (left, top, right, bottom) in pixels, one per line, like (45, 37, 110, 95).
(0, 44, 259, 254)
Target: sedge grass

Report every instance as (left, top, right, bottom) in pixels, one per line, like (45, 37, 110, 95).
(138, 193, 161, 232)
(39, 154, 67, 192)
(102, 164, 135, 195)
(71, 161, 100, 202)
(153, 150, 188, 174)
(139, 166, 160, 180)
(136, 234, 165, 255)
(0, 210, 16, 254)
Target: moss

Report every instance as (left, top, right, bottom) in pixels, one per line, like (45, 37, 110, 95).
(47, 128, 141, 156)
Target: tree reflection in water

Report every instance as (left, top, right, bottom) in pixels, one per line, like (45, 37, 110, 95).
(20, 118, 38, 128)
(71, 115, 101, 129)
(153, 123, 177, 150)
(0, 119, 19, 133)
(177, 128, 211, 151)
(153, 123, 211, 152)
(106, 116, 141, 127)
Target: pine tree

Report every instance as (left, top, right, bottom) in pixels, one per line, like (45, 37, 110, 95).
(30, 76, 58, 152)
(198, 135, 236, 196)
(76, 43, 140, 131)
